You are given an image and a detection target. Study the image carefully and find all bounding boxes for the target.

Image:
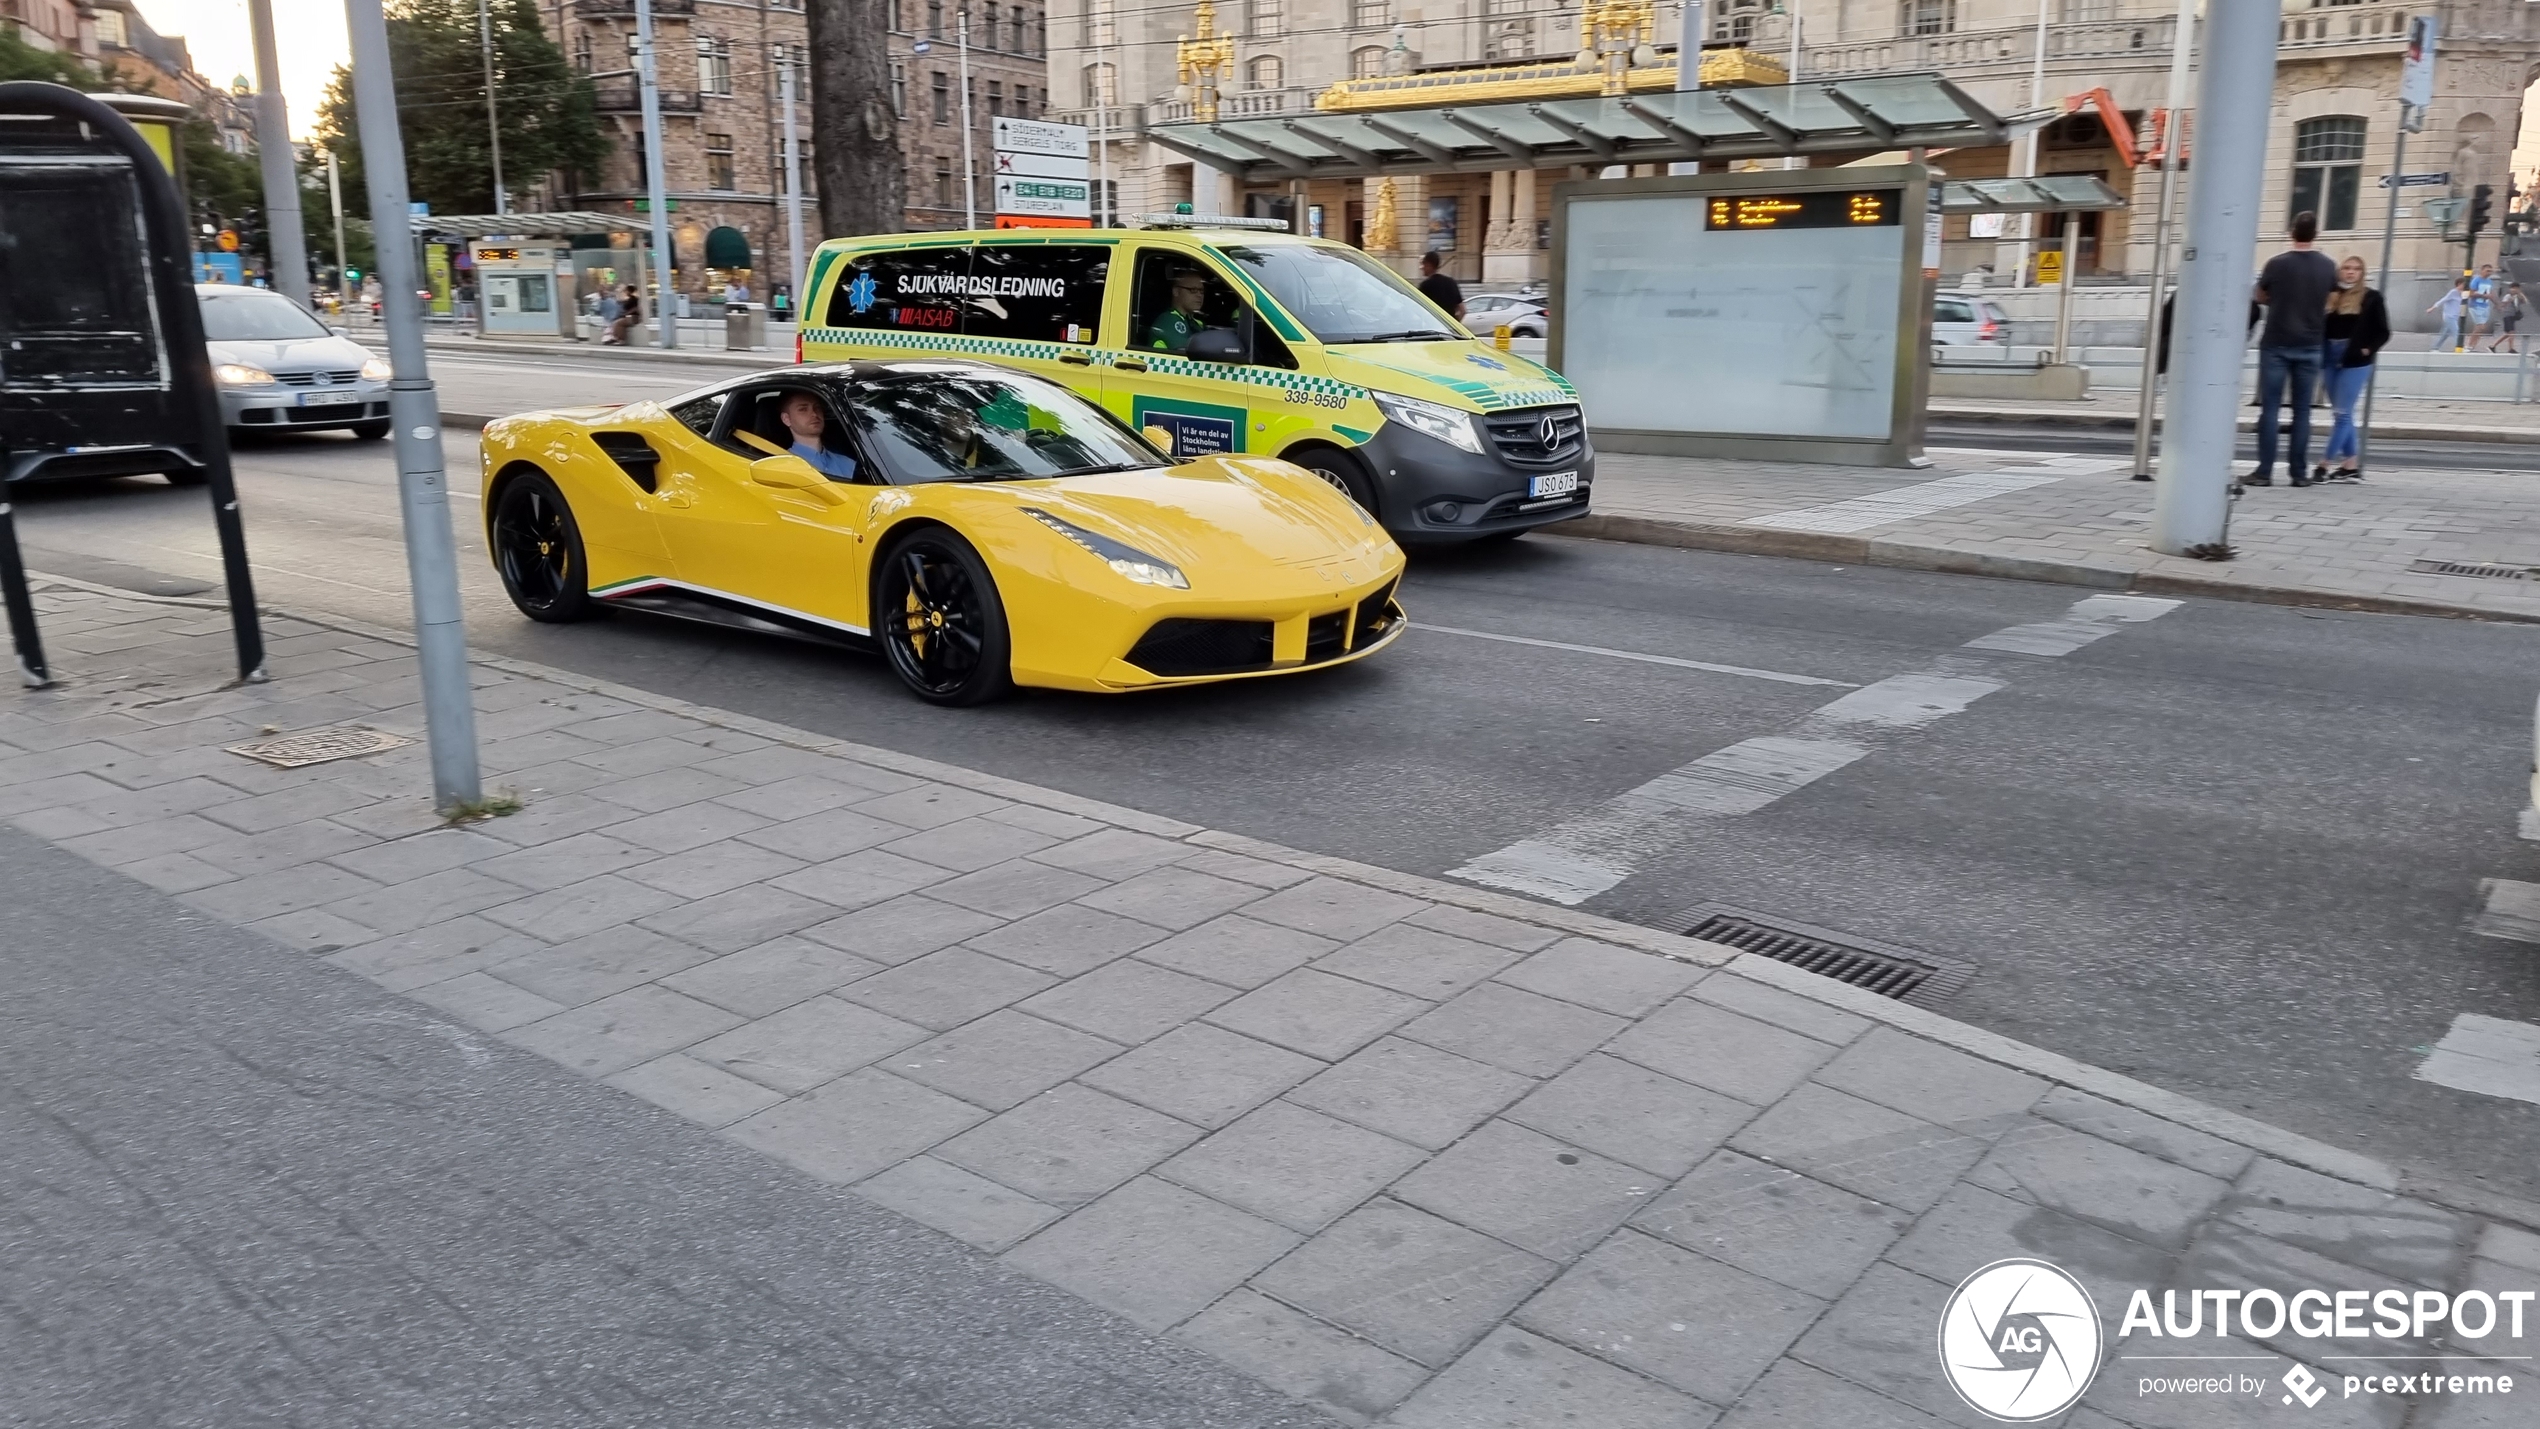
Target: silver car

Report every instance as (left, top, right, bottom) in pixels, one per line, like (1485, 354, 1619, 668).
(200, 284, 392, 438)
(1462, 291, 1548, 338)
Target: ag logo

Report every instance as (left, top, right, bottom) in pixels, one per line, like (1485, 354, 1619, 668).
(1938, 1259, 2104, 1422)
(846, 271, 880, 314)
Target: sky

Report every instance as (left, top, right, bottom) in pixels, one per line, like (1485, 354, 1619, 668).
(134, 0, 349, 139)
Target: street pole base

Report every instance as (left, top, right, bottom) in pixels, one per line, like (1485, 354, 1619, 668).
(2181, 541, 2237, 562)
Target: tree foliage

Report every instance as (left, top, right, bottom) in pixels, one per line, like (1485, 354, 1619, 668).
(0, 25, 101, 88)
(315, 0, 606, 216)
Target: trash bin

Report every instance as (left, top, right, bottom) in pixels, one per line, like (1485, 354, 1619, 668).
(724, 301, 767, 351)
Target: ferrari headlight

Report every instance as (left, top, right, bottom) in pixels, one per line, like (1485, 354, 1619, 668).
(214, 362, 275, 386)
(1024, 508, 1189, 589)
(360, 357, 392, 381)
(1371, 390, 1483, 453)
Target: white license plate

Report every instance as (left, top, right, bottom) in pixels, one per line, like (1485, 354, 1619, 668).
(298, 390, 363, 407)
(1528, 470, 1579, 499)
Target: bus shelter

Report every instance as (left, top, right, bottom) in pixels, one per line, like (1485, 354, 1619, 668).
(413, 212, 636, 338)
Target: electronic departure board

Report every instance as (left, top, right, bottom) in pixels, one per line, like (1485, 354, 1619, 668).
(1704, 190, 1900, 230)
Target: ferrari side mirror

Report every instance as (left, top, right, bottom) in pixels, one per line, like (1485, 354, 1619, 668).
(750, 454, 846, 504)
(1142, 424, 1176, 455)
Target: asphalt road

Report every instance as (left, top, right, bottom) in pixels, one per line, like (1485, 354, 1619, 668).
(11, 404, 2539, 1204)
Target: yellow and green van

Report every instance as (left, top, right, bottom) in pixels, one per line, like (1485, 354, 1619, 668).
(797, 222, 1592, 543)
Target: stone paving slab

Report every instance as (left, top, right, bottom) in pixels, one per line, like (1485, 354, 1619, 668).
(6, 577, 2537, 1429)
(1576, 445, 2540, 623)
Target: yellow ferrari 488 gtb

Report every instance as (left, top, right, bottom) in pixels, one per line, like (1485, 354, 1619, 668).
(478, 361, 1406, 704)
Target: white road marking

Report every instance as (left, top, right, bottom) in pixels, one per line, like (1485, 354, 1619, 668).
(1449, 593, 2184, 905)
(1963, 594, 2182, 657)
(1413, 623, 1858, 688)
(2413, 1014, 2540, 1106)
(2470, 878, 2540, 943)
(1742, 470, 2068, 534)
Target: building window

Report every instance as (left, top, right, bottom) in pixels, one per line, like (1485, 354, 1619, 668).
(1085, 0, 1114, 46)
(980, 4, 997, 48)
(1350, 45, 1386, 77)
(572, 31, 592, 71)
(1350, 0, 1387, 28)
(928, 0, 943, 36)
(696, 37, 733, 96)
(988, 79, 1004, 117)
(1034, 9, 1046, 53)
(1013, 6, 1029, 53)
(1082, 61, 1115, 108)
(92, 9, 124, 46)
(705, 131, 736, 189)
(1898, 0, 1954, 36)
(1246, 55, 1282, 89)
(934, 157, 955, 207)
(1711, 0, 1763, 41)
(2290, 115, 2366, 231)
(931, 71, 950, 123)
(891, 59, 907, 114)
(1248, 0, 1282, 39)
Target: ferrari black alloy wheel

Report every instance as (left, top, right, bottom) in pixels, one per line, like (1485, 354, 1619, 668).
(491, 471, 594, 622)
(875, 529, 1013, 706)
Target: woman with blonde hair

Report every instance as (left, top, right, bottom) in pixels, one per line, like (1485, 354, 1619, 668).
(2318, 255, 2389, 482)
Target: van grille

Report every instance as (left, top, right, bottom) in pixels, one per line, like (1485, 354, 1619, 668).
(1482, 404, 1586, 465)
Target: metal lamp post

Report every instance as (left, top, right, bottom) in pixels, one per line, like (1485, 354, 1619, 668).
(342, 0, 484, 811)
(2128, 0, 2196, 481)
(1175, 0, 1234, 211)
(635, 0, 677, 347)
(247, 0, 311, 308)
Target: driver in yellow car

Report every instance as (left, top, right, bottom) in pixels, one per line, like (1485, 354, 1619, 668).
(779, 391, 859, 480)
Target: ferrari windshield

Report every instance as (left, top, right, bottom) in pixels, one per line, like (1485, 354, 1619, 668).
(1216, 243, 1459, 345)
(853, 369, 1167, 483)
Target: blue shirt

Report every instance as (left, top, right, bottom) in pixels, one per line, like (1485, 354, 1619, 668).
(790, 441, 858, 481)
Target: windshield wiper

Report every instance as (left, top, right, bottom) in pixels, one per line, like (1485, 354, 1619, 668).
(1060, 461, 1169, 475)
(1345, 329, 1457, 344)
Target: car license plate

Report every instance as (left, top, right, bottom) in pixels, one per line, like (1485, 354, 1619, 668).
(1528, 470, 1578, 499)
(299, 390, 363, 407)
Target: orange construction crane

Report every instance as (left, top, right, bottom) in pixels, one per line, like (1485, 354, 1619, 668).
(2061, 88, 2189, 168)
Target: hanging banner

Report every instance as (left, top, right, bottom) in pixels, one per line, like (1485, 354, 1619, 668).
(2399, 14, 2438, 129)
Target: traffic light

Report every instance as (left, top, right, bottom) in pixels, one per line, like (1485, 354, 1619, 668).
(2467, 183, 2494, 237)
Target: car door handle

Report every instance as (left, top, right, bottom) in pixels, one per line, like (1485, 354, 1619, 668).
(1112, 357, 1148, 372)
(1058, 351, 1094, 366)
(660, 491, 692, 508)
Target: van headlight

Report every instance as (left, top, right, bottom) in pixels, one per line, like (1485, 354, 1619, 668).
(360, 357, 392, 381)
(214, 362, 275, 386)
(1024, 508, 1189, 589)
(1371, 391, 1483, 453)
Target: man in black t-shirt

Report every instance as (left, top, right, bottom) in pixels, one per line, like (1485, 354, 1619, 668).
(1417, 251, 1465, 322)
(2250, 211, 2340, 487)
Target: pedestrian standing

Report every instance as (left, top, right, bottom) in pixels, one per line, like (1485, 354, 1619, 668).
(2317, 255, 2389, 482)
(1417, 251, 1465, 322)
(2487, 282, 2525, 353)
(2468, 263, 2497, 345)
(2249, 210, 2340, 488)
(2428, 277, 2470, 352)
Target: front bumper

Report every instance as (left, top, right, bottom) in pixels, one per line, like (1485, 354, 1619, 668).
(1353, 416, 1593, 542)
(220, 382, 391, 430)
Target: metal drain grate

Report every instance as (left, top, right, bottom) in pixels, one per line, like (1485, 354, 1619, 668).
(227, 726, 415, 768)
(1683, 905, 1975, 1006)
(2408, 559, 2538, 581)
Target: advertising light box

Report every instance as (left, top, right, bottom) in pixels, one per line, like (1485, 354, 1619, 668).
(1551, 166, 1934, 466)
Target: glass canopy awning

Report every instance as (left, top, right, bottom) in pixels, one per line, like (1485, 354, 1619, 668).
(1937, 175, 2128, 212)
(1144, 73, 2032, 184)
(410, 211, 638, 239)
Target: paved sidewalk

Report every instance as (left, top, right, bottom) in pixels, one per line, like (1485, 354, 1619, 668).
(7, 580, 2534, 1428)
(1580, 446, 2540, 624)
(1932, 390, 2540, 443)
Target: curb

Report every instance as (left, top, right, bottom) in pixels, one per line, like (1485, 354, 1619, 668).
(26, 563, 2537, 1235)
(1557, 514, 2540, 625)
(1932, 404, 2538, 445)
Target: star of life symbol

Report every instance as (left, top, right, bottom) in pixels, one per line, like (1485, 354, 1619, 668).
(846, 271, 879, 314)
(1938, 1259, 2106, 1422)
(2282, 1365, 2328, 1408)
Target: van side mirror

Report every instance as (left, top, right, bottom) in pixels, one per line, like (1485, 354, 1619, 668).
(1185, 327, 1248, 364)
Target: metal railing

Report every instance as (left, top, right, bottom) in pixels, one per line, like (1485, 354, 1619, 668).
(592, 82, 704, 113)
(1809, 3, 2407, 80)
(1146, 85, 1323, 127)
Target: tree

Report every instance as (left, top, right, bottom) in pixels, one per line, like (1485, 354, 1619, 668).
(0, 26, 100, 88)
(806, 0, 904, 236)
(315, 0, 606, 216)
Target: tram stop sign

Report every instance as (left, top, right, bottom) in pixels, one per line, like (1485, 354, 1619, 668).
(0, 81, 264, 685)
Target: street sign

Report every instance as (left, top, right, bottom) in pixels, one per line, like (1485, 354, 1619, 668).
(995, 148, 1088, 181)
(2400, 14, 2438, 131)
(2379, 171, 2451, 188)
(2034, 249, 2063, 285)
(993, 115, 1088, 160)
(995, 172, 1091, 220)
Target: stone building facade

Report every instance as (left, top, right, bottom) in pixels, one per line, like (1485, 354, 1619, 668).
(537, 0, 1052, 298)
(1054, 0, 2540, 305)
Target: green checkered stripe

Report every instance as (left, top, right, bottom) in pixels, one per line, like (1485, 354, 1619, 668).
(801, 327, 1371, 403)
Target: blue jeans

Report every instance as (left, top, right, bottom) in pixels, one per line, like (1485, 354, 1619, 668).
(2254, 343, 2324, 479)
(2322, 340, 2372, 464)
